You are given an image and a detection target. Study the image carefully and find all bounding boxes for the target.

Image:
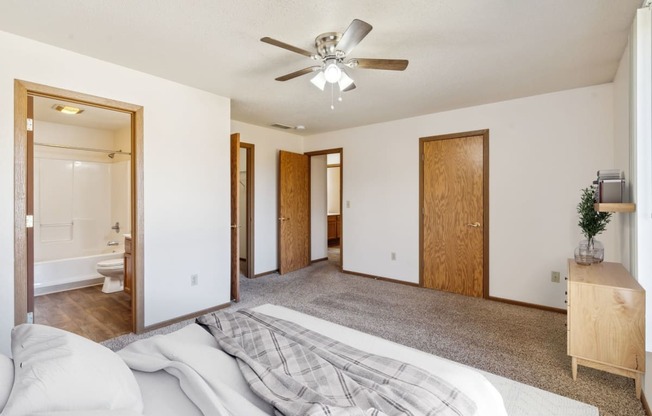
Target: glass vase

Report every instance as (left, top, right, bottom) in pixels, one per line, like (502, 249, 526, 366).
(574, 239, 604, 265)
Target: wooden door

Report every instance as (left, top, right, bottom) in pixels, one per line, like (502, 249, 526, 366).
(278, 150, 310, 274)
(230, 133, 240, 301)
(421, 131, 487, 298)
(26, 95, 34, 321)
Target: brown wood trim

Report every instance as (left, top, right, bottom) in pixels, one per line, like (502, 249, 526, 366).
(307, 149, 344, 269)
(642, 390, 651, 415)
(305, 147, 343, 157)
(482, 131, 490, 298)
(418, 129, 490, 299)
(240, 142, 255, 279)
(327, 163, 341, 168)
(254, 269, 279, 278)
(14, 80, 145, 333)
(342, 269, 420, 287)
(26, 96, 34, 316)
(230, 133, 240, 301)
(14, 80, 28, 325)
(132, 107, 145, 333)
(487, 296, 567, 314)
(142, 302, 230, 332)
(311, 257, 328, 263)
(17, 80, 142, 112)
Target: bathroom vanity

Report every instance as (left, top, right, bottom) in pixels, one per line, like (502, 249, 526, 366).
(124, 235, 132, 295)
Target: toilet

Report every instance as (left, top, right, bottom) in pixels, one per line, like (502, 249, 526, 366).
(97, 258, 125, 293)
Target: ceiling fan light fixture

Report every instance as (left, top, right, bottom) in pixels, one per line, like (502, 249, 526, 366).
(338, 71, 354, 90)
(310, 72, 327, 91)
(323, 60, 342, 83)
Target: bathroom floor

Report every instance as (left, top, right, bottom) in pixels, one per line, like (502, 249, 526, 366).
(34, 285, 132, 342)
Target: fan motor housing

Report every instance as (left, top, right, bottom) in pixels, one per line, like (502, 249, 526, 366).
(315, 32, 342, 57)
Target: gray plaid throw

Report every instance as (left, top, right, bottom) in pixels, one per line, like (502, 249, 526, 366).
(197, 309, 477, 416)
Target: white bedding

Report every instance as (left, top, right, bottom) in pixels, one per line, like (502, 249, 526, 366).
(119, 304, 508, 416)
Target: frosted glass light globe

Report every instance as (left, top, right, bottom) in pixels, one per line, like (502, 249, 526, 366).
(323, 62, 342, 83)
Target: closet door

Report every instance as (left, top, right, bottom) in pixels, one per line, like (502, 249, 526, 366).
(421, 131, 487, 298)
(278, 150, 310, 274)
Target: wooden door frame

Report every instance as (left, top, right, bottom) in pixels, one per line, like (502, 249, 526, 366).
(240, 142, 255, 279)
(230, 133, 240, 301)
(418, 130, 489, 298)
(305, 148, 344, 268)
(14, 80, 145, 332)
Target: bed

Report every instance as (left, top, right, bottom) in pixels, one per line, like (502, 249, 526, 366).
(0, 304, 597, 416)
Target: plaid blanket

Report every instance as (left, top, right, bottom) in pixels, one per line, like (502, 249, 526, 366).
(197, 309, 476, 416)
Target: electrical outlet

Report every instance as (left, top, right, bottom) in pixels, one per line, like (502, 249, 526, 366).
(551, 271, 560, 283)
(391, 252, 396, 261)
(191, 274, 199, 286)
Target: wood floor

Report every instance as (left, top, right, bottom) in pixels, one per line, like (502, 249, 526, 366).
(34, 285, 132, 343)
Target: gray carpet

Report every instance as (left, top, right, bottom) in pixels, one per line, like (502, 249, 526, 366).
(103, 254, 645, 416)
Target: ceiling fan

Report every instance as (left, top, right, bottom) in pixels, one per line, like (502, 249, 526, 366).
(261, 19, 408, 96)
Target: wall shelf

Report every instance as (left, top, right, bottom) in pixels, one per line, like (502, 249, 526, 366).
(594, 203, 636, 213)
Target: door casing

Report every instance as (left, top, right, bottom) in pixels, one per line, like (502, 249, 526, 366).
(240, 142, 255, 279)
(419, 129, 489, 298)
(230, 133, 240, 301)
(305, 148, 344, 268)
(14, 80, 145, 332)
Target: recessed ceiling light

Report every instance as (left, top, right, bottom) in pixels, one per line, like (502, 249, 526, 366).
(295, 125, 306, 130)
(52, 104, 84, 115)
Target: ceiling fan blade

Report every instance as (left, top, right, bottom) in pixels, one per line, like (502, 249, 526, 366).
(261, 37, 315, 58)
(354, 58, 409, 71)
(336, 19, 372, 54)
(275, 66, 322, 81)
(342, 82, 356, 92)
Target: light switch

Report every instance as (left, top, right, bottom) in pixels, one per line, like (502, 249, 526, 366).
(346, 201, 351, 208)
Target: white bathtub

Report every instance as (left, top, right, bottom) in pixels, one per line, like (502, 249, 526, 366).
(34, 251, 124, 296)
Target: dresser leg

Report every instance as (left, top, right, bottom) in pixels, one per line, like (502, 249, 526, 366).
(635, 374, 641, 400)
(571, 357, 577, 380)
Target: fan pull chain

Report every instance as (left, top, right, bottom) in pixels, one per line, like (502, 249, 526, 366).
(330, 83, 335, 110)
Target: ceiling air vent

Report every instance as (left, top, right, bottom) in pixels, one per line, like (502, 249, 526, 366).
(271, 123, 292, 130)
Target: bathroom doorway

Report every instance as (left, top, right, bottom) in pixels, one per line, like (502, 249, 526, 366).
(306, 148, 343, 268)
(14, 80, 144, 341)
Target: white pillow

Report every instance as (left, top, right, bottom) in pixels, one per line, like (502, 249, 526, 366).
(0, 354, 13, 411)
(1, 324, 143, 416)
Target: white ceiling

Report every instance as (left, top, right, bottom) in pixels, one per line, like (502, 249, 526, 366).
(0, 0, 642, 135)
(33, 96, 131, 131)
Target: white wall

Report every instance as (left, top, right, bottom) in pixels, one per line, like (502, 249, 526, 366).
(0, 30, 231, 354)
(327, 167, 341, 215)
(305, 84, 616, 309)
(311, 155, 328, 260)
(632, 8, 652, 349)
(613, 37, 632, 271)
(110, 160, 131, 240)
(230, 121, 303, 274)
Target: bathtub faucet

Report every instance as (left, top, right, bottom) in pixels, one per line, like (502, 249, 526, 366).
(107, 241, 119, 246)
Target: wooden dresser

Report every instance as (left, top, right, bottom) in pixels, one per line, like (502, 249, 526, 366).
(567, 259, 645, 398)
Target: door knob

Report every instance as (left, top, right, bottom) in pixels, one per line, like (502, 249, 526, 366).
(466, 222, 481, 228)
(278, 217, 289, 221)
(230, 224, 238, 228)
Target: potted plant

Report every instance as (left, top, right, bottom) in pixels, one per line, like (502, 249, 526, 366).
(575, 187, 612, 265)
